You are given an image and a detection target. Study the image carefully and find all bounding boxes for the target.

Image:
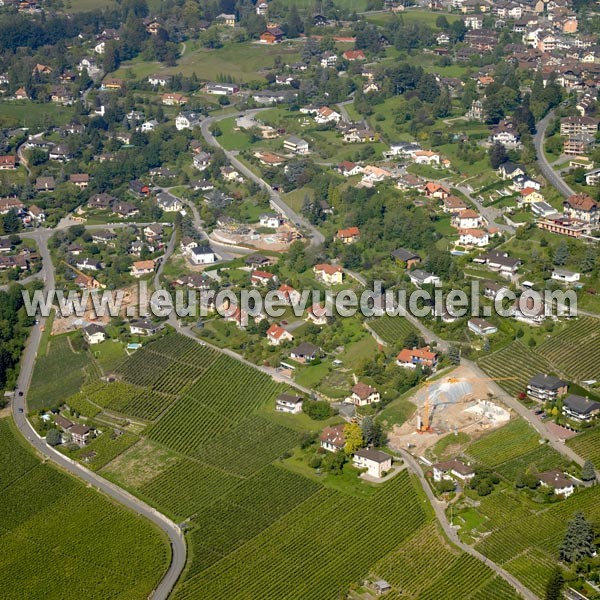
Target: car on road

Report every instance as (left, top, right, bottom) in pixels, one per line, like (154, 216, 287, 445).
(18, 408, 23, 413)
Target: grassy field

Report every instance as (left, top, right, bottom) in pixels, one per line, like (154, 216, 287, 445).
(0, 418, 169, 599)
(29, 333, 94, 412)
(0, 101, 75, 130)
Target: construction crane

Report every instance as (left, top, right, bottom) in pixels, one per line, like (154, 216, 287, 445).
(417, 375, 519, 434)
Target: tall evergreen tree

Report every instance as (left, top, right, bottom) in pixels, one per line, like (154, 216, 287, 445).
(559, 512, 595, 563)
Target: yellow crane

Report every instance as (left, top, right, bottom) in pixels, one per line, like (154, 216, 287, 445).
(417, 375, 519, 434)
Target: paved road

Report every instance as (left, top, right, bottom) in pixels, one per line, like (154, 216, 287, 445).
(10, 229, 186, 600)
(455, 183, 515, 234)
(534, 110, 575, 198)
(200, 110, 325, 248)
(400, 450, 539, 600)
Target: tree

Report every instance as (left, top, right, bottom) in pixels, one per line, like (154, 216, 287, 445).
(285, 5, 303, 38)
(321, 450, 346, 473)
(489, 142, 508, 169)
(361, 416, 386, 447)
(545, 567, 563, 600)
(46, 428, 62, 446)
(403, 330, 419, 350)
(343, 422, 363, 455)
(553, 240, 569, 266)
(581, 459, 596, 482)
(559, 512, 595, 563)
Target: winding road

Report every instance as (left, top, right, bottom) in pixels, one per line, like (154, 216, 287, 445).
(533, 109, 575, 198)
(9, 226, 187, 600)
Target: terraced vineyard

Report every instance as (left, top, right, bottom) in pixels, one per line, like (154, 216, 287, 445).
(478, 341, 554, 397)
(466, 418, 541, 468)
(566, 425, 600, 466)
(536, 317, 600, 381)
(368, 314, 417, 346)
(0, 419, 168, 599)
(495, 444, 567, 481)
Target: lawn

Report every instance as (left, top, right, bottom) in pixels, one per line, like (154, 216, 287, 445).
(91, 338, 127, 373)
(0, 418, 169, 599)
(0, 101, 75, 130)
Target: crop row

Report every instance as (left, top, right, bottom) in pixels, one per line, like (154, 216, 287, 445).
(504, 549, 556, 598)
(174, 472, 428, 600)
(478, 341, 554, 397)
(466, 419, 540, 468)
(0, 419, 168, 599)
(469, 576, 521, 600)
(537, 317, 600, 381)
(368, 315, 417, 346)
(495, 444, 566, 481)
(566, 425, 600, 466)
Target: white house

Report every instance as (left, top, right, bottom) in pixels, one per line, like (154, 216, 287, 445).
(551, 268, 580, 284)
(538, 469, 575, 498)
(175, 111, 202, 131)
(156, 192, 183, 212)
(453, 209, 482, 230)
(275, 393, 303, 414)
(432, 459, 475, 482)
(83, 323, 106, 345)
(129, 319, 162, 336)
(283, 136, 309, 154)
(413, 150, 441, 166)
(459, 229, 489, 247)
(353, 449, 392, 479)
(189, 245, 216, 265)
(409, 269, 441, 287)
(259, 213, 284, 228)
(140, 119, 158, 133)
(468, 318, 498, 336)
(347, 382, 380, 407)
(266, 323, 293, 346)
(148, 75, 170, 87)
(314, 106, 341, 124)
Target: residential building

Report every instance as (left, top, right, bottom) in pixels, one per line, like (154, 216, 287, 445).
(423, 182, 450, 199)
(189, 246, 216, 265)
(453, 209, 482, 229)
(161, 93, 188, 106)
(396, 346, 438, 370)
(290, 342, 320, 363)
(313, 263, 343, 285)
(0, 155, 16, 169)
(320, 424, 345, 452)
(391, 248, 421, 268)
(283, 136, 309, 154)
(459, 228, 489, 247)
(432, 459, 475, 482)
(275, 393, 303, 414)
(468, 318, 498, 336)
(216, 13, 236, 27)
(69, 173, 89, 189)
(175, 111, 202, 131)
(562, 394, 600, 421)
(560, 116, 599, 136)
(409, 269, 441, 287)
(353, 449, 392, 478)
(266, 323, 293, 345)
(343, 50, 366, 61)
(348, 382, 380, 406)
(527, 374, 568, 402)
(336, 227, 360, 244)
(156, 192, 182, 212)
(538, 469, 575, 498)
(205, 82, 239, 95)
(69, 424, 91, 446)
(129, 319, 162, 336)
(306, 303, 328, 326)
(83, 323, 106, 345)
(130, 259, 156, 277)
(259, 213, 284, 228)
(251, 270, 275, 286)
(563, 194, 598, 229)
(551, 268, 580, 284)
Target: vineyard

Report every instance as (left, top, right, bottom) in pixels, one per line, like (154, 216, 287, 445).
(0, 419, 168, 599)
(466, 419, 541, 468)
(476, 485, 600, 573)
(478, 341, 554, 397)
(536, 317, 600, 381)
(368, 315, 417, 346)
(566, 425, 600, 466)
(495, 444, 567, 481)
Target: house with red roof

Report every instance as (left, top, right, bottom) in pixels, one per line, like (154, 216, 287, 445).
(343, 49, 366, 61)
(251, 270, 276, 286)
(306, 303, 328, 325)
(320, 424, 346, 452)
(266, 323, 294, 345)
(347, 382, 380, 406)
(313, 263, 343, 285)
(423, 182, 450, 199)
(336, 226, 360, 244)
(396, 346, 438, 370)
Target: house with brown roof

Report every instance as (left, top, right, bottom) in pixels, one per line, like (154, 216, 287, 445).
(353, 448, 392, 478)
(69, 173, 89, 188)
(538, 469, 575, 497)
(424, 182, 450, 199)
(35, 177, 55, 192)
(343, 49, 366, 61)
(313, 263, 343, 285)
(275, 393, 303, 414)
(347, 382, 380, 406)
(0, 155, 16, 170)
(563, 194, 598, 229)
(260, 27, 284, 44)
(432, 459, 475, 482)
(442, 195, 468, 213)
(161, 92, 188, 106)
(251, 270, 275, 286)
(130, 259, 156, 278)
(320, 424, 346, 452)
(306, 303, 328, 325)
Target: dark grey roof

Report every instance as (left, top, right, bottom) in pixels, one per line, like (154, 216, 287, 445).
(528, 374, 566, 391)
(276, 393, 303, 404)
(291, 341, 320, 357)
(84, 323, 105, 335)
(563, 394, 600, 416)
(354, 448, 392, 463)
(391, 248, 420, 262)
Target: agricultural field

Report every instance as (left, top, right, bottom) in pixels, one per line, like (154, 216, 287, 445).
(536, 317, 600, 382)
(476, 485, 600, 592)
(478, 341, 555, 397)
(566, 425, 600, 466)
(465, 419, 541, 468)
(368, 314, 418, 346)
(0, 419, 168, 599)
(495, 444, 568, 482)
(29, 334, 95, 412)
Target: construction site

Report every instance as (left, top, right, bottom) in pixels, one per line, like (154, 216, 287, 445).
(388, 364, 513, 457)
